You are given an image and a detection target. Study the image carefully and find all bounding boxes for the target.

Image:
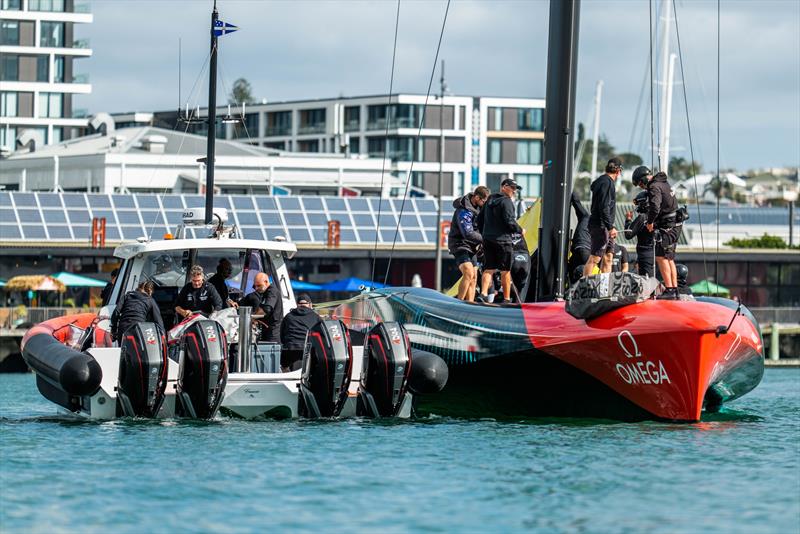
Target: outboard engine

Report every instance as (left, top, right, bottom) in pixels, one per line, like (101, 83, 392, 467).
(298, 320, 352, 418)
(357, 322, 412, 417)
(117, 323, 168, 418)
(176, 319, 228, 419)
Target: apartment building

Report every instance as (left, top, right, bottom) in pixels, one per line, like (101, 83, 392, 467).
(114, 93, 546, 198)
(0, 0, 91, 150)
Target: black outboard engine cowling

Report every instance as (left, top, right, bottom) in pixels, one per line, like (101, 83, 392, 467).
(117, 322, 168, 418)
(298, 319, 353, 418)
(358, 322, 412, 417)
(176, 319, 228, 419)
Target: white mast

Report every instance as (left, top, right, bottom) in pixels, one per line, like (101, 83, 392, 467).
(662, 53, 677, 174)
(658, 0, 672, 171)
(590, 80, 603, 175)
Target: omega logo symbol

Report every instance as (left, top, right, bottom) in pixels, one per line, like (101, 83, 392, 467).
(614, 330, 671, 386)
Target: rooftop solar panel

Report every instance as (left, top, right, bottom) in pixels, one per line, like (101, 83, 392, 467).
(62, 194, 87, 208)
(22, 225, 47, 239)
(278, 197, 301, 211)
(42, 210, 68, 224)
(161, 195, 184, 209)
(17, 209, 42, 223)
(302, 197, 324, 211)
(231, 196, 254, 210)
(13, 193, 37, 207)
(0, 225, 22, 239)
(47, 226, 72, 240)
(37, 193, 62, 208)
(325, 198, 346, 211)
(135, 195, 159, 209)
(306, 213, 329, 226)
(112, 195, 136, 209)
(88, 194, 112, 208)
(0, 210, 17, 223)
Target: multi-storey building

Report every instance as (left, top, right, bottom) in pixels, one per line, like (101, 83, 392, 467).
(113, 93, 546, 198)
(0, 0, 91, 150)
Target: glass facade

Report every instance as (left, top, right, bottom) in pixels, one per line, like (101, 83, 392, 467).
(40, 21, 64, 47)
(38, 92, 62, 118)
(0, 20, 20, 45)
(1, 92, 17, 117)
(344, 106, 360, 132)
(29, 0, 66, 11)
(1, 54, 17, 81)
(266, 111, 291, 136)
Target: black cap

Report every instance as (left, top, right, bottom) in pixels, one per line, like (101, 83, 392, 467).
(296, 293, 312, 304)
(606, 157, 623, 172)
(501, 178, 522, 191)
(632, 166, 652, 186)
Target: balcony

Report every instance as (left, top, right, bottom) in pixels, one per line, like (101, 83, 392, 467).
(71, 108, 88, 118)
(265, 126, 291, 137)
(74, 3, 91, 13)
(297, 123, 325, 135)
(366, 117, 418, 131)
(72, 38, 90, 49)
(344, 119, 360, 132)
(71, 73, 89, 83)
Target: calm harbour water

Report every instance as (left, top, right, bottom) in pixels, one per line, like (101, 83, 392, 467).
(1, 369, 798, 533)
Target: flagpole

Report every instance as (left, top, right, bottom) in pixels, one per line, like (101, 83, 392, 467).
(205, 2, 219, 224)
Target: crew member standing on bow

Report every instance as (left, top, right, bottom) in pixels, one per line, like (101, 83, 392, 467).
(477, 178, 525, 304)
(645, 171, 681, 298)
(448, 186, 490, 301)
(175, 265, 223, 323)
(239, 272, 283, 343)
(583, 158, 622, 277)
(624, 166, 656, 276)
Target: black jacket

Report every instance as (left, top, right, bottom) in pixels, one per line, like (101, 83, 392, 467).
(280, 306, 322, 351)
(175, 281, 222, 315)
(588, 174, 616, 230)
(448, 193, 483, 253)
(570, 191, 591, 251)
(111, 290, 164, 341)
(646, 174, 678, 226)
(207, 273, 230, 304)
(477, 193, 522, 243)
(100, 282, 114, 306)
(240, 284, 283, 333)
(624, 215, 654, 249)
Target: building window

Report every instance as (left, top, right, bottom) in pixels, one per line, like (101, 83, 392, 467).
(515, 139, 542, 164)
(54, 56, 65, 82)
(518, 108, 543, 131)
(37, 55, 49, 82)
(488, 139, 501, 164)
(263, 141, 285, 150)
(486, 173, 508, 193)
(298, 108, 326, 134)
(348, 136, 360, 154)
(266, 110, 291, 136)
(38, 92, 62, 118)
(344, 106, 360, 132)
(514, 173, 542, 197)
(0, 126, 17, 147)
(233, 112, 259, 139)
(28, 0, 65, 11)
(40, 21, 64, 47)
(1, 55, 18, 81)
(297, 139, 319, 152)
(0, 20, 20, 46)
(1, 0, 22, 10)
(52, 126, 63, 144)
(488, 107, 503, 130)
(1, 92, 18, 117)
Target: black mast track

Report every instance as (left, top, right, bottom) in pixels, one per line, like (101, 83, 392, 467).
(205, 3, 219, 224)
(536, 0, 581, 301)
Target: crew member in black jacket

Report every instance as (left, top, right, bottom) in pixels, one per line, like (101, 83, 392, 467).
(624, 166, 656, 276)
(448, 186, 490, 301)
(568, 190, 591, 283)
(207, 258, 237, 308)
(239, 272, 283, 343)
(645, 171, 680, 298)
(111, 281, 164, 342)
(279, 293, 322, 371)
(174, 264, 223, 323)
(100, 268, 119, 306)
(583, 158, 623, 277)
(477, 178, 525, 304)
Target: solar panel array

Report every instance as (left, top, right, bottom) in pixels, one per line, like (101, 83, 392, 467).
(0, 192, 794, 246)
(0, 192, 448, 245)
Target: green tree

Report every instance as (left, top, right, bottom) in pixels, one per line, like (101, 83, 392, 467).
(704, 175, 734, 201)
(616, 152, 643, 167)
(578, 135, 616, 174)
(724, 234, 792, 249)
(669, 156, 702, 182)
(229, 78, 255, 105)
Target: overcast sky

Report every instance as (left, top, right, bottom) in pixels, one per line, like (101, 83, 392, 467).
(75, 0, 799, 172)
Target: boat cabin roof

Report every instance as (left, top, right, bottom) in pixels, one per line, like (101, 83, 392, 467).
(114, 237, 298, 260)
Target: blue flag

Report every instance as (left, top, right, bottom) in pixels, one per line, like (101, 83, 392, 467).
(213, 19, 239, 37)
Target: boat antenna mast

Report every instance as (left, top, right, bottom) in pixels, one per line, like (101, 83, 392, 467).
(536, 0, 581, 301)
(204, 2, 220, 225)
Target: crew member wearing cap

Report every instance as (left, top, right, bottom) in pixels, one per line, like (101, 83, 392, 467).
(625, 166, 656, 277)
(239, 272, 283, 342)
(476, 178, 525, 304)
(279, 293, 322, 371)
(583, 158, 622, 277)
(645, 171, 681, 299)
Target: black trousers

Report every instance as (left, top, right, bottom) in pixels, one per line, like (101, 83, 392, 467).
(636, 246, 655, 277)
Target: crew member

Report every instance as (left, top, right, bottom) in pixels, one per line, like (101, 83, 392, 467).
(175, 264, 223, 322)
(603, 243, 629, 273)
(624, 166, 655, 276)
(583, 158, 622, 277)
(100, 268, 119, 306)
(567, 191, 591, 283)
(645, 171, 680, 298)
(208, 258, 237, 308)
(279, 293, 322, 371)
(477, 178, 525, 304)
(239, 272, 283, 343)
(111, 281, 164, 342)
(448, 186, 490, 302)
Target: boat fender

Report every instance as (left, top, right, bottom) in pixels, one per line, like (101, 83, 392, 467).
(408, 349, 449, 395)
(22, 333, 102, 397)
(117, 322, 168, 418)
(298, 319, 353, 418)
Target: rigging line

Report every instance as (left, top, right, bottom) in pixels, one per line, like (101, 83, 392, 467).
(383, 0, 451, 286)
(648, 0, 656, 169)
(672, 0, 709, 284)
(715, 0, 721, 284)
(370, 0, 402, 288)
(145, 45, 214, 239)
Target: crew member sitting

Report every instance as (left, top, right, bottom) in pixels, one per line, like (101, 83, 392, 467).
(175, 264, 223, 322)
(239, 272, 283, 343)
(111, 281, 164, 342)
(208, 258, 237, 308)
(279, 293, 322, 371)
